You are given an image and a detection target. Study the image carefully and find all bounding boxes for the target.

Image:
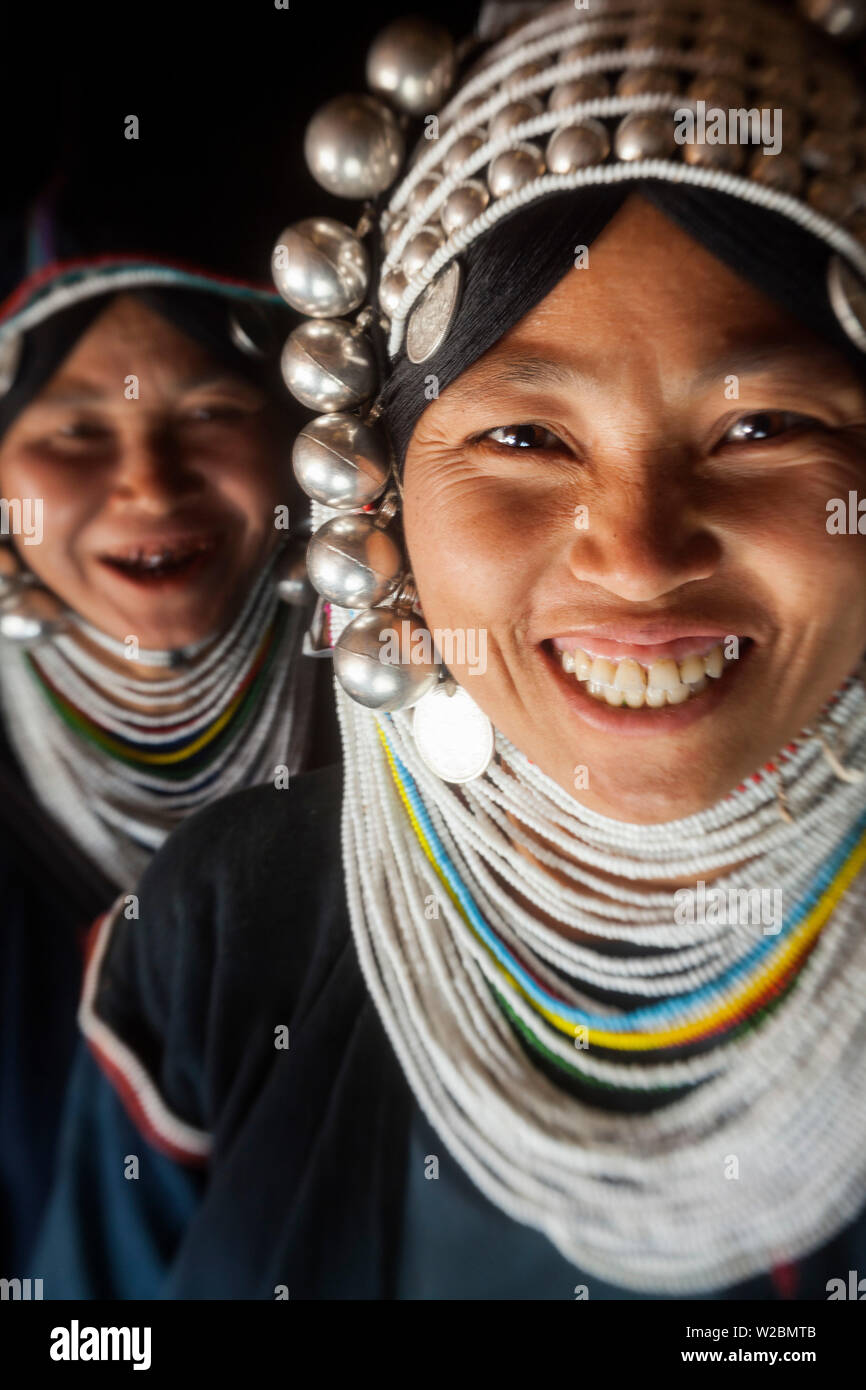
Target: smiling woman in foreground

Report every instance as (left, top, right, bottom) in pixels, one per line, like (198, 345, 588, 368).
(34, 0, 866, 1299)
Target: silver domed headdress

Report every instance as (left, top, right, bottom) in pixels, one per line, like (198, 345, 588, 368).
(276, 0, 866, 726)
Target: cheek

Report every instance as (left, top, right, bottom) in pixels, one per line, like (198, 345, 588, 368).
(724, 466, 866, 633)
(0, 452, 98, 560)
(205, 439, 286, 531)
(404, 462, 552, 624)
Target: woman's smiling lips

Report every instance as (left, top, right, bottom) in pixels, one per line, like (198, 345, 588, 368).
(95, 532, 223, 589)
(541, 626, 755, 735)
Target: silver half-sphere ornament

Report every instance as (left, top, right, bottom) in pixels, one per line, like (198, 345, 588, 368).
(293, 413, 390, 509)
(306, 513, 403, 609)
(383, 213, 409, 251)
(272, 218, 369, 317)
(281, 320, 377, 413)
(614, 112, 677, 161)
(407, 175, 442, 220)
(442, 132, 485, 177)
(827, 255, 866, 352)
(366, 18, 456, 116)
(379, 267, 409, 317)
(402, 225, 445, 279)
(274, 541, 314, 607)
(489, 96, 542, 142)
(548, 75, 610, 110)
(412, 681, 495, 783)
(682, 139, 745, 172)
(799, 0, 866, 38)
(304, 94, 405, 199)
(488, 144, 546, 198)
(441, 180, 489, 235)
(546, 120, 610, 173)
(0, 587, 69, 645)
(334, 607, 441, 711)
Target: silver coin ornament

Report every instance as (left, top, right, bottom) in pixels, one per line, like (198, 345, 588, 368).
(412, 681, 495, 783)
(304, 94, 405, 199)
(0, 587, 69, 645)
(272, 218, 369, 318)
(293, 413, 390, 510)
(334, 607, 441, 711)
(406, 261, 462, 364)
(281, 319, 377, 413)
(366, 17, 456, 116)
(306, 513, 404, 609)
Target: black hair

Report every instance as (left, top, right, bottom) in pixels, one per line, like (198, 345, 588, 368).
(379, 178, 866, 473)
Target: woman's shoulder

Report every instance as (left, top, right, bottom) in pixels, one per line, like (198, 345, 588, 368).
(82, 761, 349, 1151)
(147, 759, 344, 878)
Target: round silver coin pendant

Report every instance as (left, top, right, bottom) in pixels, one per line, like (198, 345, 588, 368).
(412, 681, 494, 784)
(406, 261, 462, 363)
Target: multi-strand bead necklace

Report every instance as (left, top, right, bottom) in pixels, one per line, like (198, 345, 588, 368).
(335, 663, 866, 1293)
(0, 551, 310, 886)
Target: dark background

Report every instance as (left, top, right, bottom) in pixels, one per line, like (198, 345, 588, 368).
(0, 2, 479, 292)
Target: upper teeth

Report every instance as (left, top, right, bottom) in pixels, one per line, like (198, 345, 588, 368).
(560, 642, 734, 708)
(111, 541, 210, 568)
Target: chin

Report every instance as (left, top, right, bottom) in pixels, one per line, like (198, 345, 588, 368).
(82, 600, 227, 654)
(523, 727, 750, 824)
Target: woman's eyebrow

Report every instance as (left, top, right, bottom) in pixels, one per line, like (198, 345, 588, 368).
(447, 354, 595, 399)
(36, 378, 110, 405)
(690, 340, 854, 391)
(446, 340, 857, 402)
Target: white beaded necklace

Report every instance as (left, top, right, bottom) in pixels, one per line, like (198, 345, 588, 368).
(0, 552, 311, 887)
(333, 655, 866, 1293)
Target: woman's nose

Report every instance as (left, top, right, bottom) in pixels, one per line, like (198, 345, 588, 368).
(109, 430, 201, 511)
(566, 456, 720, 603)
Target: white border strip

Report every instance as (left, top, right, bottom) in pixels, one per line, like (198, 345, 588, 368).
(79, 895, 213, 1162)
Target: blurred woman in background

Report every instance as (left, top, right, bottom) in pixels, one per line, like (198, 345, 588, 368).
(0, 174, 330, 1273)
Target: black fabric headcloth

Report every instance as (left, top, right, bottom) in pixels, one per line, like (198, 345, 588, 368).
(379, 180, 866, 473)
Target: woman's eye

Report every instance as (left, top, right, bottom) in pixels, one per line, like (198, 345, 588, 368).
(186, 406, 241, 423)
(185, 401, 262, 424)
(721, 410, 818, 445)
(42, 422, 112, 451)
(480, 423, 564, 450)
(57, 422, 108, 440)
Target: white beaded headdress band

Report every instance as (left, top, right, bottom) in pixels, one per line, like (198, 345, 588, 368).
(276, 0, 866, 714)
